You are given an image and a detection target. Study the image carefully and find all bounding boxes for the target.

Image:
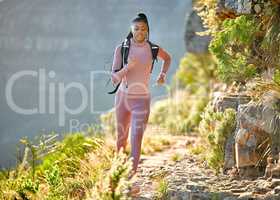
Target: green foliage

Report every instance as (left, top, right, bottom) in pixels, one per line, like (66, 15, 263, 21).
(0, 130, 134, 200)
(171, 153, 183, 162)
(20, 178, 39, 194)
(173, 53, 217, 93)
(87, 123, 104, 138)
(199, 105, 236, 172)
(45, 164, 63, 188)
(149, 90, 209, 135)
(141, 135, 172, 155)
(16, 178, 40, 199)
(210, 192, 220, 200)
(90, 150, 133, 200)
(260, 5, 280, 69)
(149, 98, 171, 126)
(37, 133, 103, 177)
(100, 110, 116, 136)
(209, 15, 259, 83)
(194, 0, 222, 34)
(154, 178, 169, 200)
(19, 134, 58, 181)
(189, 144, 206, 156)
(44, 164, 65, 200)
(273, 69, 280, 86)
(185, 94, 209, 131)
(151, 52, 215, 135)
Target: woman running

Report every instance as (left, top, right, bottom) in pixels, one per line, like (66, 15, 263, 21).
(111, 13, 171, 177)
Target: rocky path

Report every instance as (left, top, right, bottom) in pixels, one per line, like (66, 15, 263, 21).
(131, 135, 280, 200)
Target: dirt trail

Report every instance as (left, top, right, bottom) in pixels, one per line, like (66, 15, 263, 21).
(131, 135, 280, 200)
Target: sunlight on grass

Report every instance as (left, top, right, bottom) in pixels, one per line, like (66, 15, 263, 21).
(154, 178, 169, 200)
(171, 153, 183, 162)
(141, 134, 174, 155)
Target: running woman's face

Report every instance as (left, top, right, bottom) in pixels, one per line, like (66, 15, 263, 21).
(131, 21, 148, 43)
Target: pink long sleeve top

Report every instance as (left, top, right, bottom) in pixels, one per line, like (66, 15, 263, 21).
(111, 38, 171, 96)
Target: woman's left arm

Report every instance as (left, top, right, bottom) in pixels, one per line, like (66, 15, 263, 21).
(158, 47, 171, 73)
(156, 47, 171, 84)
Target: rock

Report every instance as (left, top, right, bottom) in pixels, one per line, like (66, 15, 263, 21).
(213, 93, 251, 113)
(253, 4, 262, 13)
(221, 193, 238, 200)
(167, 189, 191, 200)
(225, 0, 238, 11)
(189, 192, 210, 200)
(224, 134, 236, 170)
(230, 188, 246, 193)
(167, 188, 178, 199)
(213, 93, 251, 170)
(238, 166, 264, 178)
(274, 186, 280, 194)
(186, 182, 207, 192)
(236, 103, 280, 163)
(184, 9, 211, 53)
(217, 0, 238, 16)
(263, 193, 280, 200)
(271, 179, 280, 188)
(235, 128, 263, 168)
(224, 197, 238, 200)
(135, 134, 280, 199)
(217, 0, 253, 15)
(191, 177, 209, 182)
(237, 192, 253, 199)
(142, 194, 153, 199)
(254, 180, 273, 193)
(237, 0, 252, 14)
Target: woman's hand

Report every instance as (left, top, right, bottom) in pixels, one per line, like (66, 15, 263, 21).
(126, 56, 139, 71)
(111, 56, 139, 84)
(156, 72, 166, 85)
(111, 73, 121, 85)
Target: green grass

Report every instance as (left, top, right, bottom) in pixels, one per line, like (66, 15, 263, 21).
(0, 132, 133, 200)
(171, 153, 183, 162)
(154, 178, 169, 200)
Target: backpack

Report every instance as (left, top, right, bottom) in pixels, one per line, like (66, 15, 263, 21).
(107, 38, 159, 94)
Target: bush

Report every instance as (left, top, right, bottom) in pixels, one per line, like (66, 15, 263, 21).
(37, 133, 103, 177)
(149, 90, 209, 135)
(173, 53, 217, 93)
(0, 130, 135, 200)
(100, 110, 116, 136)
(89, 150, 133, 200)
(209, 15, 259, 84)
(199, 105, 236, 172)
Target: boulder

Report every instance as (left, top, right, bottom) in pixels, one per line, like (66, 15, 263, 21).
(217, 0, 252, 15)
(213, 94, 251, 112)
(212, 93, 251, 170)
(184, 10, 211, 53)
(236, 103, 280, 159)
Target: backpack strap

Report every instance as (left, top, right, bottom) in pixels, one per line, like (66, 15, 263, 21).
(147, 41, 159, 73)
(108, 39, 159, 94)
(122, 38, 130, 65)
(107, 38, 130, 94)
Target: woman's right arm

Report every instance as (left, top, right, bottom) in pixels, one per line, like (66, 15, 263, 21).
(111, 45, 129, 85)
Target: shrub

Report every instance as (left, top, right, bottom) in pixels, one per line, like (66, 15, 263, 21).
(199, 105, 236, 172)
(173, 53, 217, 93)
(209, 15, 259, 83)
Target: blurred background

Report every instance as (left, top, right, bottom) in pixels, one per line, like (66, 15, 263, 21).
(0, 0, 192, 167)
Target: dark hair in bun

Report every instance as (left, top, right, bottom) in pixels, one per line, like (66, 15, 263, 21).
(126, 12, 150, 40)
(132, 13, 148, 23)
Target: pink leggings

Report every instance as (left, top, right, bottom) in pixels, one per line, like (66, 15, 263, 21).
(115, 90, 151, 172)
